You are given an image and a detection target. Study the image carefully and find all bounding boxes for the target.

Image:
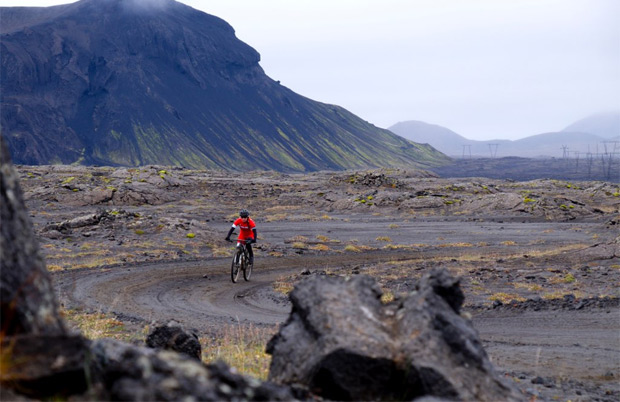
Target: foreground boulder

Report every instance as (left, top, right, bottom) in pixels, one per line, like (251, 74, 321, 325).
(1, 135, 92, 398)
(267, 270, 524, 401)
(0, 136, 66, 336)
(90, 339, 299, 401)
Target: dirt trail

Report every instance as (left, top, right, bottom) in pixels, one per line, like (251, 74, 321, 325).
(53, 250, 620, 393)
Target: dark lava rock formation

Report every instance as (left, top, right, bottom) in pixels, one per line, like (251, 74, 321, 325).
(267, 270, 524, 401)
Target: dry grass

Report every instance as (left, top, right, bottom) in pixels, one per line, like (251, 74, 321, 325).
(62, 308, 274, 380)
(542, 290, 587, 300)
(437, 242, 474, 248)
(61, 308, 145, 343)
(310, 244, 330, 251)
(201, 323, 275, 380)
(513, 282, 543, 292)
(381, 291, 395, 303)
(488, 293, 527, 303)
(273, 275, 295, 294)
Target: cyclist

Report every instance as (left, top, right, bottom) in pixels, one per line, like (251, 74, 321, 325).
(225, 209, 257, 265)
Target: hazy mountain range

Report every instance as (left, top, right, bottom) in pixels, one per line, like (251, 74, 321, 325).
(0, 0, 448, 172)
(389, 112, 620, 158)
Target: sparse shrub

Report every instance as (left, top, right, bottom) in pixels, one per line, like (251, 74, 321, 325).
(135, 229, 145, 235)
(437, 242, 473, 248)
(344, 244, 361, 252)
(186, 233, 195, 239)
(489, 293, 526, 304)
(388, 224, 399, 229)
(291, 242, 307, 249)
(310, 244, 330, 251)
(563, 273, 576, 283)
(381, 291, 394, 303)
(376, 236, 392, 242)
(47, 264, 63, 272)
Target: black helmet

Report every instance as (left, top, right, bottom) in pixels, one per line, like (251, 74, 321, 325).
(239, 209, 250, 218)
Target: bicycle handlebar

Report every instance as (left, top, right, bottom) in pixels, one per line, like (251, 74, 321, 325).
(227, 239, 255, 244)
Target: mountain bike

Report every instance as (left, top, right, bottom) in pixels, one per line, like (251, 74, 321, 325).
(229, 239, 253, 283)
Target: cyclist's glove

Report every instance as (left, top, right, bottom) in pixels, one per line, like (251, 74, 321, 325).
(247, 238, 255, 244)
(225, 237, 231, 242)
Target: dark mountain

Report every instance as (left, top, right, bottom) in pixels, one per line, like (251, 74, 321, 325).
(389, 118, 616, 158)
(0, 0, 448, 171)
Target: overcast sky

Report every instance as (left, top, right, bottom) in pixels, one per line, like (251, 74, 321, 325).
(2, 0, 619, 140)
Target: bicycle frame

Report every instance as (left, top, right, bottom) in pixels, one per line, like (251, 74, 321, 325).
(231, 239, 253, 283)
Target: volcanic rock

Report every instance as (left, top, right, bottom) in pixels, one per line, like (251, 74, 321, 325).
(266, 269, 524, 401)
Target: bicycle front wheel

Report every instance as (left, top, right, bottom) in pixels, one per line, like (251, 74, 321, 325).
(231, 249, 242, 283)
(243, 254, 252, 281)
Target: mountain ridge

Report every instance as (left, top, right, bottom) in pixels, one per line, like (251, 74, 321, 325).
(389, 112, 620, 158)
(0, 0, 449, 171)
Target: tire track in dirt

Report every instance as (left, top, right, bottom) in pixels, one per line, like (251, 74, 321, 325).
(52, 251, 619, 387)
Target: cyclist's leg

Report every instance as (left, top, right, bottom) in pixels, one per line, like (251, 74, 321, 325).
(235, 242, 242, 264)
(247, 243, 254, 265)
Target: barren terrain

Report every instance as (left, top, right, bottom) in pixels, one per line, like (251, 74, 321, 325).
(17, 165, 620, 401)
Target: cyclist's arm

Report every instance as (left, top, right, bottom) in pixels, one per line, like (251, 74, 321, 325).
(252, 228, 257, 242)
(225, 224, 236, 240)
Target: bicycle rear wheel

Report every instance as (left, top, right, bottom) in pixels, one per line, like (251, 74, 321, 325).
(243, 252, 252, 281)
(231, 249, 242, 283)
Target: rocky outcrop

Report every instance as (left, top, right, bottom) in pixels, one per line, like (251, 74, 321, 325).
(266, 270, 524, 401)
(1, 135, 66, 335)
(1, 135, 91, 398)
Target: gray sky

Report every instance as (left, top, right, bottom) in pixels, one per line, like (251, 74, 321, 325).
(2, 0, 619, 140)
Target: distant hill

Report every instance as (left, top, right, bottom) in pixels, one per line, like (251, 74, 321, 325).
(387, 121, 474, 155)
(389, 116, 618, 158)
(0, 0, 448, 172)
(388, 121, 510, 157)
(562, 112, 620, 139)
